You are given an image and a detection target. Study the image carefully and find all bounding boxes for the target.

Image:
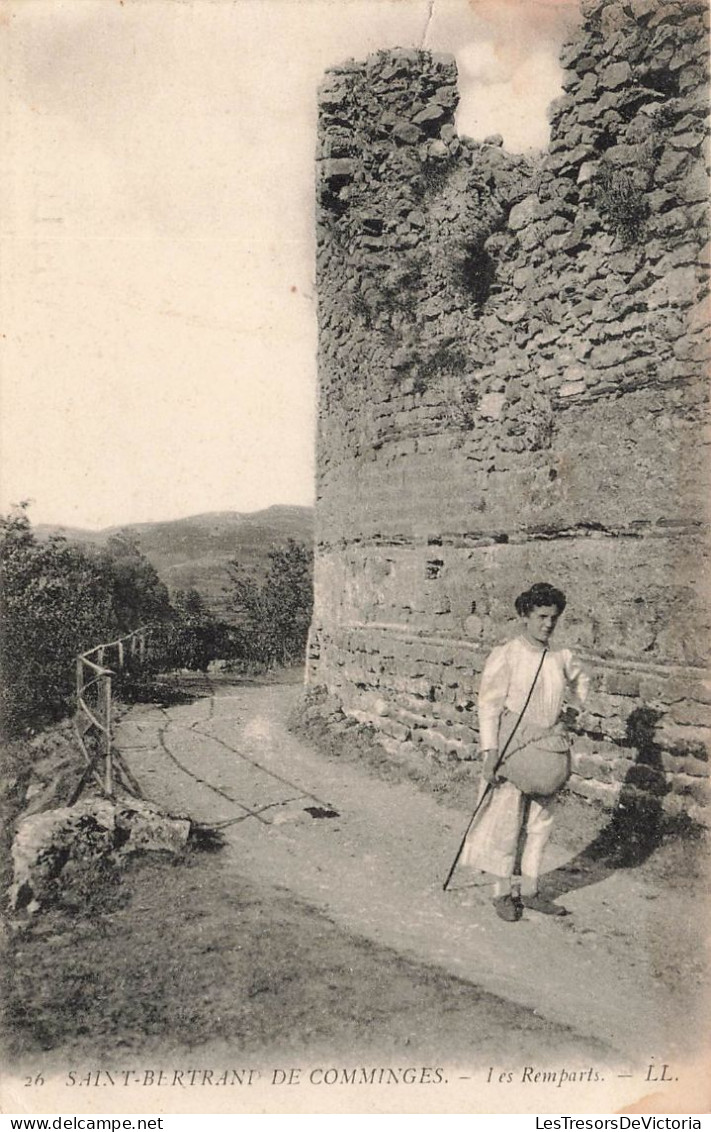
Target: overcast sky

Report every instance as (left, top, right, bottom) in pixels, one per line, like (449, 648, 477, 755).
(0, 0, 579, 530)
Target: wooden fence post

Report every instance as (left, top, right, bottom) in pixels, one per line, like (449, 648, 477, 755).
(74, 626, 151, 802)
(103, 671, 113, 795)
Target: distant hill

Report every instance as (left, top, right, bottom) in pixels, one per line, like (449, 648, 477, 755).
(36, 505, 314, 618)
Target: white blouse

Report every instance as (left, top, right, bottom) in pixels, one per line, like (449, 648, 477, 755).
(478, 635, 590, 751)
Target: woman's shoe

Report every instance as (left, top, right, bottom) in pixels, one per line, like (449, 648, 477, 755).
(493, 894, 523, 922)
(521, 894, 568, 916)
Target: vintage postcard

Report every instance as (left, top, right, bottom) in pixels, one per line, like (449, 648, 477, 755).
(0, 0, 708, 1118)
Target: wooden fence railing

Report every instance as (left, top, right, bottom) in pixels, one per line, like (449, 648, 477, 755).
(73, 627, 149, 802)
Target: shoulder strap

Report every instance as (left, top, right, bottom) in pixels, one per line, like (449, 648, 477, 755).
(496, 646, 548, 766)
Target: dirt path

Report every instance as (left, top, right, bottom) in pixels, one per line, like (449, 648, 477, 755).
(114, 679, 704, 1066)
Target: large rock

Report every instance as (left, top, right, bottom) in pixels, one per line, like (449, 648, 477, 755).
(11, 797, 192, 913)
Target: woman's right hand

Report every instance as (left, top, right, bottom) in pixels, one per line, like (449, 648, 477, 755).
(481, 748, 501, 785)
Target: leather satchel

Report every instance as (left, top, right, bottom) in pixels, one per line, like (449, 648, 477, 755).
(491, 645, 572, 798)
(497, 712, 571, 797)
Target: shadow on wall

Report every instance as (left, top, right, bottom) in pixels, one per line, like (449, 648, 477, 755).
(546, 707, 674, 898)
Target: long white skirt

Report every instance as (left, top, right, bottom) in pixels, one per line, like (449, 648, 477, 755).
(460, 779, 557, 880)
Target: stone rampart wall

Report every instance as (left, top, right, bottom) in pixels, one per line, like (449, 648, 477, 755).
(310, 0, 710, 823)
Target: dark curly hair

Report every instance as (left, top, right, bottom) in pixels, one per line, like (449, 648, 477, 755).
(515, 582, 567, 617)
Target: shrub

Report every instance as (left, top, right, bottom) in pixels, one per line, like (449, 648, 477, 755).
(226, 540, 313, 669)
(151, 589, 234, 674)
(0, 507, 171, 736)
(594, 165, 649, 245)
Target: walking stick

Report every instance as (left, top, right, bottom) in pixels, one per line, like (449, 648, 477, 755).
(442, 646, 548, 892)
(442, 778, 496, 891)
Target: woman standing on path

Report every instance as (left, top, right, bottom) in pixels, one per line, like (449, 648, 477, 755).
(461, 582, 590, 922)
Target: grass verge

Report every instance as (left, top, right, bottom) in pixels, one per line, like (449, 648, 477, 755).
(3, 847, 607, 1066)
